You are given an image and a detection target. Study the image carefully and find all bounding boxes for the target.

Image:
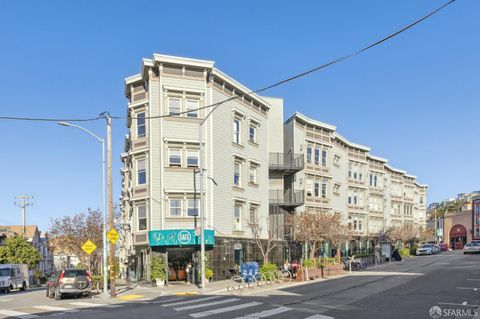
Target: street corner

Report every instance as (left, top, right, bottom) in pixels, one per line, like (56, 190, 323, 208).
(116, 294, 146, 301)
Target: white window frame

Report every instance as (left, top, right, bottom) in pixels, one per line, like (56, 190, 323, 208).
(249, 164, 257, 184)
(186, 149, 199, 167)
(248, 123, 258, 143)
(321, 149, 327, 167)
(321, 179, 327, 198)
(136, 111, 146, 138)
(233, 203, 242, 230)
(233, 117, 241, 144)
(186, 99, 199, 118)
(306, 145, 312, 163)
(233, 161, 241, 187)
(306, 179, 313, 197)
(187, 198, 199, 217)
(169, 198, 183, 217)
(314, 148, 320, 165)
(137, 159, 147, 185)
(168, 97, 182, 116)
(169, 148, 182, 167)
(137, 205, 147, 231)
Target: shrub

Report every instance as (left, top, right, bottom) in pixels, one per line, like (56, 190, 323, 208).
(150, 256, 166, 281)
(260, 262, 277, 280)
(205, 267, 213, 280)
(302, 259, 315, 269)
(399, 248, 410, 257)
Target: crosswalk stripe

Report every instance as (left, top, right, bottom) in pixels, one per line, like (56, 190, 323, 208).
(304, 314, 334, 319)
(174, 298, 239, 311)
(0, 309, 39, 318)
(153, 297, 185, 304)
(69, 302, 107, 307)
(190, 301, 263, 318)
(162, 296, 222, 307)
(34, 305, 80, 312)
(232, 306, 292, 319)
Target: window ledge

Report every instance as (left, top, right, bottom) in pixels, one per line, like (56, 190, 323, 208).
(164, 116, 202, 122)
(232, 229, 245, 234)
(248, 140, 259, 147)
(248, 182, 259, 188)
(232, 186, 245, 192)
(165, 167, 199, 172)
(232, 142, 244, 149)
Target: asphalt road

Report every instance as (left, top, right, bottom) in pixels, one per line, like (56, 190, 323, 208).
(0, 251, 478, 319)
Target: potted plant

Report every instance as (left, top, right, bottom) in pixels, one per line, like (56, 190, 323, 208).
(150, 257, 166, 287)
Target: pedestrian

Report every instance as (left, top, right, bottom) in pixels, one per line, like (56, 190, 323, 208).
(283, 260, 291, 271)
(186, 262, 192, 284)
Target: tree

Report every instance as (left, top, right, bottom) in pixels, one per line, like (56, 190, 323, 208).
(248, 209, 279, 264)
(49, 209, 104, 274)
(0, 236, 42, 269)
(386, 223, 419, 247)
(293, 211, 331, 259)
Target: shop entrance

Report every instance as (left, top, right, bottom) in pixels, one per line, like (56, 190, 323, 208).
(449, 224, 467, 250)
(167, 248, 197, 283)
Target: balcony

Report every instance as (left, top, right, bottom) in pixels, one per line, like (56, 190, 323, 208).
(269, 153, 304, 175)
(269, 189, 304, 208)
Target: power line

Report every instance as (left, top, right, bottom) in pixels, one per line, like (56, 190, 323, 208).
(122, 0, 455, 121)
(0, 0, 455, 123)
(0, 115, 101, 122)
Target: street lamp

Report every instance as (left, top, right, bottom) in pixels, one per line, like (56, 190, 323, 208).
(57, 122, 108, 296)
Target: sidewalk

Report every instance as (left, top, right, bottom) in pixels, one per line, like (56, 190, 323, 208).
(109, 258, 416, 300)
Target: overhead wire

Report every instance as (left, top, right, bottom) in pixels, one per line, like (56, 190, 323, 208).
(0, 0, 455, 123)
(123, 0, 455, 121)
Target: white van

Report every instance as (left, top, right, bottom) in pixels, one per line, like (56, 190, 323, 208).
(0, 264, 29, 293)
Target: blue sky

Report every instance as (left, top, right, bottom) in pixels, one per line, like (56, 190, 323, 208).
(0, 1, 477, 230)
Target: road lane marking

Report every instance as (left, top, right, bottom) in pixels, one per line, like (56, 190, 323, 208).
(438, 302, 480, 307)
(69, 302, 108, 307)
(162, 296, 222, 307)
(304, 315, 335, 319)
(190, 301, 262, 318)
(232, 306, 292, 318)
(0, 309, 39, 318)
(33, 305, 80, 313)
(457, 287, 479, 291)
(174, 298, 239, 311)
(468, 279, 480, 281)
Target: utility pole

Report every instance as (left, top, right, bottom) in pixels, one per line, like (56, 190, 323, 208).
(106, 113, 116, 297)
(14, 195, 33, 237)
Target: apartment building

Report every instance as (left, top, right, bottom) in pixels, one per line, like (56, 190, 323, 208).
(119, 54, 286, 281)
(284, 112, 428, 256)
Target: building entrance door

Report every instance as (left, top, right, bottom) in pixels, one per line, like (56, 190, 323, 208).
(167, 248, 195, 282)
(449, 224, 467, 250)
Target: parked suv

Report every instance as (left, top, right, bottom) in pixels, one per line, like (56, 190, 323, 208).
(46, 269, 92, 300)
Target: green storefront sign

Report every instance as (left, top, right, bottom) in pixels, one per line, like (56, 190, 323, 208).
(148, 229, 215, 247)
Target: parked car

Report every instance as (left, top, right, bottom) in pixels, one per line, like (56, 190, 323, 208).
(439, 243, 449, 252)
(463, 242, 480, 255)
(433, 244, 441, 254)
(416, 244, 434, 255)
(46, 269, 92, 300)
(0, 264, 29, 293)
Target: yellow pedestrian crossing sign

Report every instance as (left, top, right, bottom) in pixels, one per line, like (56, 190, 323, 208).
(82, 240, 97, 255)
(107, 229, 119, 244)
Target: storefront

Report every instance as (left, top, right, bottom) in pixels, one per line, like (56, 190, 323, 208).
(473, 198, 480, 240)
(449, 224, 467, 250)
(443, 210, 473, 250)
(148, 229, 214, 283)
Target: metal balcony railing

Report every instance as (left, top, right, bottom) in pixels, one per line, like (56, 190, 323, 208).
(269, 152, 304, 174)
(269, 189, 304, 207)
